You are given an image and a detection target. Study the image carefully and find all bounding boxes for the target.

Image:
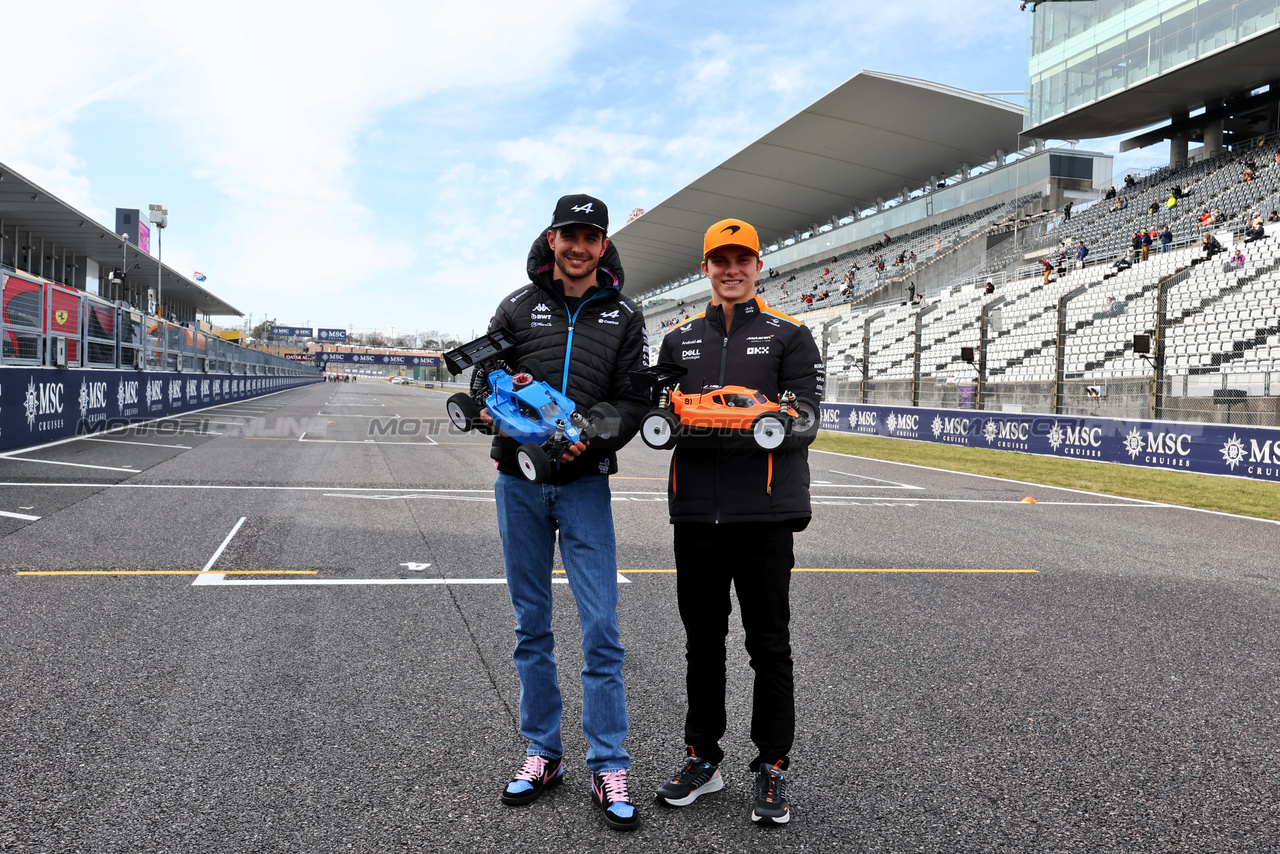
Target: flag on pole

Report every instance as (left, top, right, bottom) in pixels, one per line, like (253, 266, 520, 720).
(193, 271, 207, 282)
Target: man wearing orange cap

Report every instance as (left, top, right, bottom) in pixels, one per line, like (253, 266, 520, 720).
(652, 218, 823, 826)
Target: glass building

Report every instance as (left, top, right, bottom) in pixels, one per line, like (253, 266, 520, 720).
(1026, 0, 1280, 133)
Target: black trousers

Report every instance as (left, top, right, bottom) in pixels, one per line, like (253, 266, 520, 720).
(673, 521, 795, 772)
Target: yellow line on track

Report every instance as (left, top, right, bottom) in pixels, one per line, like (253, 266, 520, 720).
(565, 568, 1039, 575)
(16, 570, 320, 576)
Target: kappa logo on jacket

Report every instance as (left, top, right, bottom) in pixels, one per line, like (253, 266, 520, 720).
(533, 303, 551, 313)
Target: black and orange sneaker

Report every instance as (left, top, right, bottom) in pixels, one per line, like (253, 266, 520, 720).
(656, 747, 723, 806)
(591, 769, 639, 831)
(501, 754, 564, 806)
(751, 761, 790, 825)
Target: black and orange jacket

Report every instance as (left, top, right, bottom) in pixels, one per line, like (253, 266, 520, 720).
(656, 295, 823, 526)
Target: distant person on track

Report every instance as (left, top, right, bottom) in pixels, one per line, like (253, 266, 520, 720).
(652, 217, 823, 827)
(484, 193, 648, 832)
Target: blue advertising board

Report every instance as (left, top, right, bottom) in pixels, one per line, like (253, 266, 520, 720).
(818, 402, 1280, 483)
(316, 352, 440, 367)
(269, 325, 312, 338)
(316, 328, 347, 342)
(0, 367, 320, 453)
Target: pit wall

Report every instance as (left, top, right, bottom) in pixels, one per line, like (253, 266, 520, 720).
(1, 366, 320, 452)
(818, 401, 1280, 484)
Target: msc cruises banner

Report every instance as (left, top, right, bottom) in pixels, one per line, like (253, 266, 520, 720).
(819, 402, 1280, 484)
(316, 328, 347, 342)
(269, 325, 312, 338)
(315, 352, 440, 367)
(0, 367, 320, 453)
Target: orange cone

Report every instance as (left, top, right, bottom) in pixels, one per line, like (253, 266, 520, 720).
(1021, 496, 1037, 504)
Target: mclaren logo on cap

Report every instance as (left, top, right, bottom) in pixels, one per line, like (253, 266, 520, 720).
(722, 225, 741, 235)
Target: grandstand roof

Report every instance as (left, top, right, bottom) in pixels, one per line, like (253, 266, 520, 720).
(0, 163, 240, 316)
(1023, 29, 1280, 142)
(608, 71, 1025, 296)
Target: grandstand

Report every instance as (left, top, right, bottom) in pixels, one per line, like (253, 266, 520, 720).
(622, 5, 1280, 429)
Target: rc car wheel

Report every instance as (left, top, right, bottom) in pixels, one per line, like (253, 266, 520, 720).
(791, 397, 820, 440)
(751, 412, 787, 451)
(587, 402, 621, 440)
(640, 410, 679, 450)
(516, 442, 552, 483)
(446, 393, 481, 431)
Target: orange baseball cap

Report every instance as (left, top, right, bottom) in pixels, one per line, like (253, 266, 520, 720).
(703, 218, 760, 258)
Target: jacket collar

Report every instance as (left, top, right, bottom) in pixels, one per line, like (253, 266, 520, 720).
(706, 295, 761, 333)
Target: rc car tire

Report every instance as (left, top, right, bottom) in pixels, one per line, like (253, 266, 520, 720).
(516, 442, 552, 483)
(641, 410, 679, 450)
(751, 412, 787, 451)
(447, 393, 481, 432)
(791, 397, 820, 440)
(587, 402, 622, 440)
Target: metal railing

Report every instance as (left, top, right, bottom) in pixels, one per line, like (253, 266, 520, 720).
(1, 268, 317, 377)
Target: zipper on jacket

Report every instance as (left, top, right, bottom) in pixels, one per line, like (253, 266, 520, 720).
(559, 290, 607, 395)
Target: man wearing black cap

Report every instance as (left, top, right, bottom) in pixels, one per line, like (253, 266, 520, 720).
(486, 194, 649, 832)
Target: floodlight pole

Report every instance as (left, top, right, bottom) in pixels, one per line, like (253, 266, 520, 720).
(861, 310, 885, 404)
(911, 302, 938, 408)
(149, 205, 168, 320)
(977, 295, 1006, 411)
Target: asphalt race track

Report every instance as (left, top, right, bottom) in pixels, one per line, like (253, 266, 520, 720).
(2, 381, 1278, 853)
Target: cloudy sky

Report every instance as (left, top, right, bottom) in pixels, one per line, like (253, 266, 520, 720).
(0, 1, 1168, 340)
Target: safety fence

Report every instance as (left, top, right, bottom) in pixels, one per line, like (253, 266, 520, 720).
(819, 401, 1280, 484)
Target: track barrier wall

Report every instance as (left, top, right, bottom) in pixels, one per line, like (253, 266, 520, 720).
(0, 367, 319, 452)
(819, 401, 1280, 483)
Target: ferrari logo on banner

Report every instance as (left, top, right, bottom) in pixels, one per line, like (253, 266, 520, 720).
(55, 310, 68, 325)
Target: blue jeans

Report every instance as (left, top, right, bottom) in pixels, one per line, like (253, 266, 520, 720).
(495, 472, 629, 773)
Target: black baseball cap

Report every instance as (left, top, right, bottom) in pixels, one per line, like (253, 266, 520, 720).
(550, 194, 609, 234)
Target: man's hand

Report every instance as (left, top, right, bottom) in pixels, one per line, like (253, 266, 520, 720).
(479, 408, 505, 438)
(559, 440, 588, 463)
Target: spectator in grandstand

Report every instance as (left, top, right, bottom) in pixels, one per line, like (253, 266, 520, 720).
(1231, 248, 1246, 268)
(1160, 225, 1173, 252)
(1245, 222, 1266, 244)
(1200, 210, 1213, 226)
(1110, 198, 1123, 213)
(1124, 174, 1136, 187)
(1141, 229, 1152, 261)
(1273, 151, 1280, 169)
(1131, 232, 1143, 258)
(1076, 241, 1089, 269)
(1148, 200, 1160, 215)
(486, 194, 645, 832)
(1166, 192, 1178, 209)
(907, 250, 916, 263)
(1120, 197, 1128, 210)
(1114, 255, 1132, 273)
(1104, 186, 1117, 200)
(1202, 232, 1224, 260)
(984, 279, 996, 295)
(1062, 201, 1073, 221)
(907, 281, 916, 302)
(1269, 210, 1279, 223)
(1242, 165, 1256, 183)
(654, 216, 821, 827)
(1040, 258, 1054, 285)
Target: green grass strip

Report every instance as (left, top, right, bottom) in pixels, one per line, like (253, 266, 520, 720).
(812, 432, 1280, 522)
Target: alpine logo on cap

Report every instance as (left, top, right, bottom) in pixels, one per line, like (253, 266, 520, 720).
(572, 203, 594, 213)
(722, 225, 741, 235)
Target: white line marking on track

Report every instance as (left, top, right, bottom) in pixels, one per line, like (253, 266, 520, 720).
(0, 510, 41, 521)
(84, 438, 193, 449)
(299, 437, 439, 446)
(0, 386, 304, 458)
(0, 457, 138, 472)
(811, 448, 1280, 526)
(192, 517, 247, 585)
(826, 469, 923, 489)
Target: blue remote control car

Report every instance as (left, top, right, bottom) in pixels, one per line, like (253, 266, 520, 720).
(443, 328, 619, 483)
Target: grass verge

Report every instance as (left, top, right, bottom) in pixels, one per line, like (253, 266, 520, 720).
(812, 432, 1280, 523)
